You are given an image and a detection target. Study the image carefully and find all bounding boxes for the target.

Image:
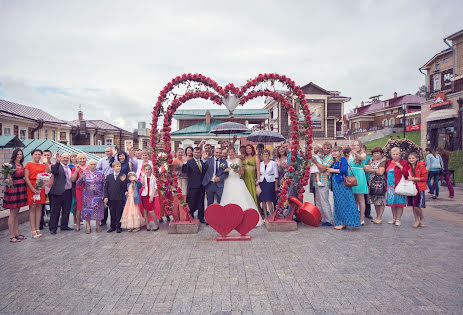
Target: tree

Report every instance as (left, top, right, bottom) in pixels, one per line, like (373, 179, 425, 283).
(416, 85, 427, 98)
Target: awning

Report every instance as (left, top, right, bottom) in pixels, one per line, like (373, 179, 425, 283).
(396, 111, 421, 118)
(425, 109, 458, 122)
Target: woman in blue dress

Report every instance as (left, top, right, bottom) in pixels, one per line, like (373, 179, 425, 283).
(348, 140, 368, 225)
(328, 146, 361, 230)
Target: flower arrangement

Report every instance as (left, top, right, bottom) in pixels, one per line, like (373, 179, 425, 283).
(229, 162, 240, 171)
(1, 163, 16, 188)
(33, 173, 51, 201)
(219, 162, 226, 169)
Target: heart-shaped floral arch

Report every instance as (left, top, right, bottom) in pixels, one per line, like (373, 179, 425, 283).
(150, 73, 313, 222)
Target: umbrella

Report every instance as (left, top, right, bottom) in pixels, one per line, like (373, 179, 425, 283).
(382, 138, 424, 161)
(210, 122, 250, 135)
(247, 130, 285, 143)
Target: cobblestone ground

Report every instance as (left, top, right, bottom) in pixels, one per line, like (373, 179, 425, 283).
(1, 186, 462, 314)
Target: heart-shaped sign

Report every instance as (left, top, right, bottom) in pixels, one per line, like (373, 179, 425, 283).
(205, 203, 244, 237)
(235, 209, 259, 236)
(295, 202, 322, 227)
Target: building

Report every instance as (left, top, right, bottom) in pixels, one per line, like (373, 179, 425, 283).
(419, 29, 463, 150)
(345, 93, 425, 139)
(171, 109, 269, 149)
(265, 82, 350, 141)
(0, 99, 72, 145)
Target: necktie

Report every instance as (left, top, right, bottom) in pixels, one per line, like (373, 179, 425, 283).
(215, 159, 219, 175)
(114, 173, 118, 180)
(196, 159, 202, 172)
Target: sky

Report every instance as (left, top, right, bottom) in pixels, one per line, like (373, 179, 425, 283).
(0, 0, 462, 131)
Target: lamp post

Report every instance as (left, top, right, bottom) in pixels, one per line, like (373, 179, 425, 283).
(402, 103, 406, 139)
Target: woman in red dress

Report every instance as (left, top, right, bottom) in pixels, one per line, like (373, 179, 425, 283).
(24, 149, 50, 239)
(71, 153, 88, 232)
(3, 149, 28, 243)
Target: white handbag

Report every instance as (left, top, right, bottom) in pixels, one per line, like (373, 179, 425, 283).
(394, 176, 417, 196)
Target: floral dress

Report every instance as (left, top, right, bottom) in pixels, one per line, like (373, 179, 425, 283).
(77, 169, 105, 220)
(367, 158, 386, 206)
(2, 163, 28, 209)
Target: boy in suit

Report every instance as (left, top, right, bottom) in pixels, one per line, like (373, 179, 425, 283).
(182, 147, 207, 223)
(104, 161, 127, 233)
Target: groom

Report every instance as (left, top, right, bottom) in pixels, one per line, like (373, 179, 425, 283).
(202, 148, 229, 205)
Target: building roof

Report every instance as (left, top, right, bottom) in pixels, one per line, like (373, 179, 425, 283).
(347, 94, 425, 119)
(445, 29, 463, 41)
(0, 99, 69, 126)
(171, 121, 250, 136)
(173, 109, 269, 119)
(421, 48, 452, 69)
(71, 145, 115, 153)
(0, 135, 25, 148)
(300, 82, 331, 95)
(21, 139, 101, 163)
(67, 119, 131, 134)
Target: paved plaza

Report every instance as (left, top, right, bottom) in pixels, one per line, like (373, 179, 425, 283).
(1, 186, 462, 314)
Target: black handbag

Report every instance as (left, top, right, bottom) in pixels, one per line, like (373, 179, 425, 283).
(369, 175, 386, 196)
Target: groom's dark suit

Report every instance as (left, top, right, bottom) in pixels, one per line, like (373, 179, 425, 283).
(182, 158, 206, 221)
(202, 157, 229, 206)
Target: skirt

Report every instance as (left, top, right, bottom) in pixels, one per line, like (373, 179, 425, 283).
(121, 196, 144, 229)
(2, 179, 28, 209)
(407, 191, 426, 208)
(259, 179, 276, 202)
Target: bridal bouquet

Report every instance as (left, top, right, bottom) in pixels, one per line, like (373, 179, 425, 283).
(229, 162, 240, 171)
(1, 163, 16, 188)
(33, 173, 51, 201)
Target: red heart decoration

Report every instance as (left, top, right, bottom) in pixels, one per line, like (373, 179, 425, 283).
(295, 202, 322, 227)
(235, 209, 259, 236)
(205, 203, 244, 237)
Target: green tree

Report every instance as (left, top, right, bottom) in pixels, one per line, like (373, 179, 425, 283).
(415, 85, 427, 98)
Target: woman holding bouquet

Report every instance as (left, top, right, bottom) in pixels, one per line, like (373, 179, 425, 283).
(3, 149, 28, 243)
(25, 149, 50, 239)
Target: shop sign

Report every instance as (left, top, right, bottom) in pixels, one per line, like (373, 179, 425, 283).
(406, 124, 421, 131)
(430, 93, 451, 109)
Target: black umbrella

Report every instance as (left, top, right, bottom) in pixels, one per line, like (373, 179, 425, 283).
(247, 130, 285, 143)
(383, 138, 424, 161)
(210, 122, 250, 135)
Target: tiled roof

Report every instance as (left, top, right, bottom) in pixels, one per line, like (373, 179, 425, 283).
(67, 119, 131, 134)
(171, 121, 250, 136)
(0, 99, 69, 125)
(173, 109, 269, 118)
(347, 94, 425, 119)
(71, 145, 115, 153)
(21, 139, 101, 163)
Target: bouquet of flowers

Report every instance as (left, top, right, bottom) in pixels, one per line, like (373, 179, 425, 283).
(33, 173, 51, 201)
(229, 162, 240, 171)
(1, 163, 16, 188)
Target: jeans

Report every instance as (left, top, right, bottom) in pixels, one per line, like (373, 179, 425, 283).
(427, 170, 440, 197)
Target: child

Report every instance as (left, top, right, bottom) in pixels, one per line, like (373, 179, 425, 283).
(310, 146, 325, 186)
(104, 161, 127, 233)
(140, 164, 160, 231)
(121, 172, 144, 232)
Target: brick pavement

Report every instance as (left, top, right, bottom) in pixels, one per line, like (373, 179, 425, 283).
(0, 186, 462, 314)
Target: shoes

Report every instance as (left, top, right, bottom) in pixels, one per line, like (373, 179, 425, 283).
(361, 221, 365, 226)
(412, 221, 420, 228)
(60, 226, 74, 231)
(107, 228, 116, 233)
(199, 219, 208, 225)
(334, 225, 346, 230)
(395, 220, 401, 226)
(96, 226, 102, 233)
(365, 215, 373, 219)
(419, 220, 427, 227)
(372, 219, 382, 224)
(321, 222, 332, 226)
(50, 230, 57, 235)
(162, 216, 168, 223)
(388, 219, 396, 224)
(152, 227, 159, 231)
(116, 228, 122, 233)
(100, 222, 107, 227)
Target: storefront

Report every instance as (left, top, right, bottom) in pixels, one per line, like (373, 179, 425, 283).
(421, 92, 463, 151)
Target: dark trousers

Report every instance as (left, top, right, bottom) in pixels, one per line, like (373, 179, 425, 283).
(186, 187, 205, 220)
(102, 205, 109, 224)
(205, 182, 224, 206)
(49, 189, 72, 231)
(364, 193, 371, 217)
(108, 200, 124, 229)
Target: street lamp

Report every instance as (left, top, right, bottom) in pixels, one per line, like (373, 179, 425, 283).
(402, 103, 406, 139)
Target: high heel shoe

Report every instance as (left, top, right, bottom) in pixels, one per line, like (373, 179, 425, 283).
(373, 219, 382, 224)
(412, 221, 420, 228)
(419, 220, 426, 227)
(334, 225, 346, 230)
(32, 231, 40, 239)
(388, 219, 396, 224)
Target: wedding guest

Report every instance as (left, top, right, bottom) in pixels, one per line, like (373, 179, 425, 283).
(77, 160, 105, 234)
(362, 144, 373, 220)
(48, 153, 74, 234)
(3, 149, 28, 243)
(97, 146, 116, 226)
(312, 142, 334, 226)
(184, 146, 194, 161)
(201, 142, 212, 160)
(103, 161, 126, 233)
(68, 153, 78, 228)
(328, 146, 361, 230)
(275, 145, 288, 176)
(425, 148, 443, 199)
(256, 143, 265, 162)
(258, 150, 279, 219)
(242, 145, 259, 208)
(182, 147, 206, 223)
(385, 147, 408, 226)
(222, 147, 229, 160)
(173, 149, 188, 208)
(238, 145, 246, 158)
(117, 151, 132, 175)
(121, 172, 144, 232)
(40, 149, 54, 230)
(348, 140, 368, 225)
(403, 152, 428, 228)
(135, 150, 153, 180)
(25, 149, 50, 239)
(69, 153, 78, 168)
(364, 147, 386, 224)
(71, 153, 87, 231)
(437, 148, 454, 198)
(140, 164, 160, 231)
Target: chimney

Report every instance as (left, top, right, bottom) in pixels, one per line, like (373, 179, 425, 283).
(78, 110, 83, 121)
(393, 92, 397, 98)
(205, 111, 211, 124)
(361, 101, 364, 107)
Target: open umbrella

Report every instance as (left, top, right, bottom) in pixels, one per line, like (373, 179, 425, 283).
(210, 122, 250, 135)
(247, 130, 285, 143)
(383, 138, 424, 161)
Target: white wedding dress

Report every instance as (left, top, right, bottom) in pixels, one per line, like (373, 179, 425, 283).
(220, 158, 264, 227)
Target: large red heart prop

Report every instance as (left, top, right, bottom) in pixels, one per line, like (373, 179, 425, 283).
(205, 203, 244, 237)
(295, 202, 321, 227)
(235, 209, 259, 236)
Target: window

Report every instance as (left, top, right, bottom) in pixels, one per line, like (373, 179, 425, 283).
(19, 129, 26, 141)
(3, 127, 11, 136)
(97, 140, 102, 145)
(443, 57, 449, 63)
(273, 108, 278, 119)
(44, 129, 49, 140)
(433, 75, 441, 91)
(389, 118, 395, 126)
(59, 132, 66, 141)
(124, 140, 133, 152)
(35, 130, 40, 139)
(52, 130, 56, 141)
(105, 138, 113, 145)
(435, 60, 440, 71)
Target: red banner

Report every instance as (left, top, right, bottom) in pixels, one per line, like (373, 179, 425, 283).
(406, 125, 421, 131)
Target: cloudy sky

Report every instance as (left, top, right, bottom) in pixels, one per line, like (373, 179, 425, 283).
(0, 0, 461, 131)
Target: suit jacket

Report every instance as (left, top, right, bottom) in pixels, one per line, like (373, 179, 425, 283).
(104, 173, 127, 200)
(201, 157, 229, 188)
(182, 158, 206, 190)
(402, 161, 428, 191)
(259, 160, 279, 183)
(49, 163, 69, 195)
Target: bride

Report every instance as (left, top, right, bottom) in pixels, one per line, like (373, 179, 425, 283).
(220, 147, 264, 227)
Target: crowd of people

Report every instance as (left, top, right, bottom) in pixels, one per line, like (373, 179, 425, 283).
(2, 136, 455, 242)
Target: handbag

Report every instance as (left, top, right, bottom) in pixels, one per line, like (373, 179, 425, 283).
(369, 175, 385, 196)
(395, 176, 417, 196)
(255, 182, 262, 196)
(344, 163, 358, 187)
